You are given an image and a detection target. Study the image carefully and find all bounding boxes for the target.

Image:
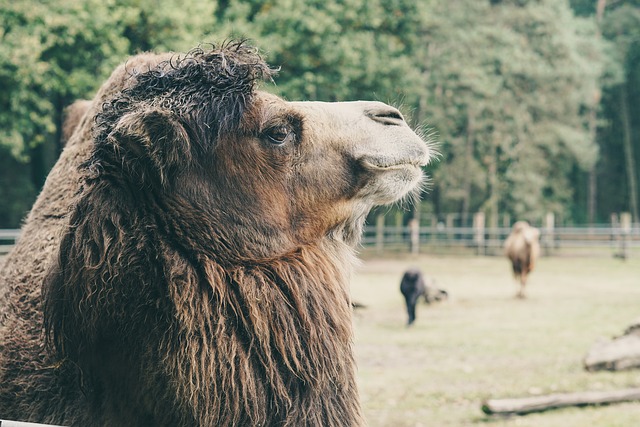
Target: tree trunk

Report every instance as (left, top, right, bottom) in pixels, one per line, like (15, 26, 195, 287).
(413, 94, 429, 223)
(620, 89, 639, 222)
(587, 170, 596, 225)
(461, 109, 474, 227)
(28, 143, 46, 190)
(588, 0, 606, 224)
(487, 142, 499, 244)
(584, 334, 640, 371)
(482, 388, 640, 416)
(596, 0, 607, 22)
(587, 97, 598, 224)
(584, 319, 640, 371)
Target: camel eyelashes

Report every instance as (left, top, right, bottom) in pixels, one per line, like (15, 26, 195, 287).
(264, 124, 295, 145)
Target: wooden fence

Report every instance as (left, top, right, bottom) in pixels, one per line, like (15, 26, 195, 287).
(0, 229, 20, 256)
(360, 223, 639, 257)
(361, 212, 639, 258)
(1, 213, 638, 257)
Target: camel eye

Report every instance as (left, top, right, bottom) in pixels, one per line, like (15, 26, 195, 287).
(264, 125, 294, 145)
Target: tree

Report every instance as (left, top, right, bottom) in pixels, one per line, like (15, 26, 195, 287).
(0, 0, 130, 226)
(421, 0, 606, 225)
(599, 2, 640, 222)
(1, 0, 634, 228)
(0, 0, 215, 227)
(210, 0, 428, 105)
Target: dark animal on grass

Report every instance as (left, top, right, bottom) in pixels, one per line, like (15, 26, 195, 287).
(504, 221, 541, 298)
(0, 42, 433, 426)
(400, 269, 446, 326)
(425, 285, 448, 304)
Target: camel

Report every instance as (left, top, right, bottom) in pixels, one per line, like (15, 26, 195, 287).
(504, 221, 541, 298)
(0, 42, 433, 426)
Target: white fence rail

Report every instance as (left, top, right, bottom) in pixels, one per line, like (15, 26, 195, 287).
(0, 229, 20, 255)
(361, 223, 640, 258)
(1, 223, 639, 258)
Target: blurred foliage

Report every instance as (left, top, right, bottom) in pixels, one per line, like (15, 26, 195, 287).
(211, 0, 427, 105)
(0, 145, 35, 228)
(418, 0, 609, 223)
(0, 0, 215, 226)
(596, 2, 640, 223)
(0, 0, 638, 227)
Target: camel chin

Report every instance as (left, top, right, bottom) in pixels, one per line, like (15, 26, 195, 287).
(356, 136, 430, 205)
(358, 163, 425, 205)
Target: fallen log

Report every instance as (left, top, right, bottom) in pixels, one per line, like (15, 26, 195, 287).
(481, 387, 640, 415)
(584, 318, 640, 371)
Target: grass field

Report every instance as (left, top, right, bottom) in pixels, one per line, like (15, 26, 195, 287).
(2, 253, 638, 425)
(351, 253, 640, 426)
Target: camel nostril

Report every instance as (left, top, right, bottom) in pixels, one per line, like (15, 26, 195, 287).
(366, 107, 406, 126)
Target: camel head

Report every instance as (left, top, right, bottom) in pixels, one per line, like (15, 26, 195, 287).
(91, 42, 433, 259)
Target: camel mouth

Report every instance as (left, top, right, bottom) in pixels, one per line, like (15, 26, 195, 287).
(361, 161, 424, 171)
(360, 153, 430, 172)
(357, 142, 432, 172)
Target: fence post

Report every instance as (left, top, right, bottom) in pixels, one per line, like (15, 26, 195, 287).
(409, 218, 419, 255)
(611, 213, 621, 258)
(446, 213, 455, 243)
(620, 212, 631, 260)
(473, 212, 485, 255)
(376, 214, 384, 255)
(502, 214, 511, 229)
(395, 211, 403, 246)
(429, 214, 437, 244)
(543, 212, 555, 256)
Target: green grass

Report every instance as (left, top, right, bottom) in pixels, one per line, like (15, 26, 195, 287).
(351, 254, 640, 427)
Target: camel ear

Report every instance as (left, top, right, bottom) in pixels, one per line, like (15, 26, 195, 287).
(108, 108, 192, 186)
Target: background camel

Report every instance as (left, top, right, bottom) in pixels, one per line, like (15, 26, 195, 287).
(0, 42, 432, 426)
(504, 221, 541, 298)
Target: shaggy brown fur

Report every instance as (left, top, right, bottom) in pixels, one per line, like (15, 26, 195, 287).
(0, 42, 431, 426)
(504, 221, 541, 298)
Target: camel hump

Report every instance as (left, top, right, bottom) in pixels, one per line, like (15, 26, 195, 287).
(61, 99, 92, 147)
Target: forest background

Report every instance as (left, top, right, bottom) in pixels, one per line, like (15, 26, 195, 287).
(1, 0, 639, 229)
